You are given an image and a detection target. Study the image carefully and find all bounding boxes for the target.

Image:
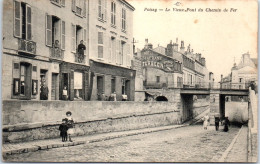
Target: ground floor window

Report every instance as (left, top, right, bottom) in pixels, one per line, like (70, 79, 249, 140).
(40, 69, 48, 100)
(74, 71, 83, 100)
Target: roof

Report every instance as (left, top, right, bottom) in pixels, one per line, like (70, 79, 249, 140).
(251, 58, 258, 68)
(120, 0, 135, 11)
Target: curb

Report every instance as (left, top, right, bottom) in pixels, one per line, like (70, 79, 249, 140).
(217, 125, 245, 162)
(3, 124, 188, 157)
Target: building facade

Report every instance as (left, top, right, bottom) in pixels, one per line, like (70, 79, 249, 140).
(221, 52, 258, 89)
(2, 0, 135, 101)
(88, 0, 135, 101)
(141, 40, 183, 89)
(2, 0, 90, 101)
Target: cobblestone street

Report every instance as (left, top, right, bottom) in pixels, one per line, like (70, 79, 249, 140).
(4, 125, 245, 162)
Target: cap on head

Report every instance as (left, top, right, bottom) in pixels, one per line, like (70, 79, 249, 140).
(66, 111, 72, 115)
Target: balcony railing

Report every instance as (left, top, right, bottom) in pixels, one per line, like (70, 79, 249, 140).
(74, 52, 86, 64)
(49, 47, 64, 60)
(18, 39, 36, 55)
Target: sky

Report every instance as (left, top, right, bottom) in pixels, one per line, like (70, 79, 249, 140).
(128, 0, 258, 82)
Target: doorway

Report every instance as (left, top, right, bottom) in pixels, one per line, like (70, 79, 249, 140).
(97, 75, 104, 97)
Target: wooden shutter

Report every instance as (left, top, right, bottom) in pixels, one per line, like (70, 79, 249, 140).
(104, 0, 107, 20)
(83, 28, 87, 46)
(69, 71, 74, 101)
(72, 0, 76, 12)
(14, 0, 21, 38)
(83, 0, 86, 17)
(71, 24, 76, 52)
(61, 0, 65, 6)
(45, 14, 52, 47)
(83, 71, 89, 100)
(61, 21, 65, 50)
(26, 5, 32, 40)
(116, 39, 119, 64)
(108, 36, 111, 62)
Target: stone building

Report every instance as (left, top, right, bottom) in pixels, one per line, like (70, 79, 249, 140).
(221, 52, 258, 89)
(141, 39, 183, 89)
(2, 0, 90, 101)
(88, 0, 135, 101)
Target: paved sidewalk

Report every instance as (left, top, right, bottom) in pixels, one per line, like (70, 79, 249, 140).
(222, 126, 248, 162)
(2, 124, 187, 157)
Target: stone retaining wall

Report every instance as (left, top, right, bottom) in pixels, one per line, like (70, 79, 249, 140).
(2, 101, 181, 143)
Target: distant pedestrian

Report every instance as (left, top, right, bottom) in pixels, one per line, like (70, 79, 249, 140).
(59, 118, 68, 142)
(202, 114, 210, 130)
(214, 116, 220, 131)
(66, 111, 74, 142)
(223, 117, 230, 132)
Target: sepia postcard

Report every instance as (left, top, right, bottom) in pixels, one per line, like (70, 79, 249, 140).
(1, 0, 258, 162)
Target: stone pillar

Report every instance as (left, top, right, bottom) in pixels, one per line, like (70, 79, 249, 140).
(209, 90, 220, 125)
(115, 76, 122, 101)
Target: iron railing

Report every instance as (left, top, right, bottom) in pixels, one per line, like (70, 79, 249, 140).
(49, 47, 64, 60)
(18, 39, 36, 55)
(74, 52, 86, 64)
(144, 81, 252, 90)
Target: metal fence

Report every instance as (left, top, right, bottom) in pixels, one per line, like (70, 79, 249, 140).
(144, 81, 252, 90)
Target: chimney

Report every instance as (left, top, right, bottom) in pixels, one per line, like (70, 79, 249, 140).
(166, 42, 173, 57)
(201, 57, 206, 66)
(180, 41, 185, 53)
(144, 38, 149, 49)
(221, 74, 223, 82)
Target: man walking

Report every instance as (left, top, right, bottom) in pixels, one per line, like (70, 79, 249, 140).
(214, 116, 220, 131)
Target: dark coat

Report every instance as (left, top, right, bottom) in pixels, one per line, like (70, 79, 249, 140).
(223, 119, 230, 132)
(59, 123, 68, 137)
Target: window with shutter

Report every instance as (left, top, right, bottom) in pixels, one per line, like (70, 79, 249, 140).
(83, 29, 87, 45)
(108, 36, 112, 62)
(46, 14, 52, 47)
(61, 0, 65, 6)
(61, 21, 65, 50)
(111, 2, 116, 26)
(103, 0, 107, 20)
(14, 1, 21, 38)
(98, 32, 103, 59)
(98, 46, 103, 58)
(98, 0, 102, 18)
(72, 0, 76, 12)
(83, 0, 86, 17)
(71, 24, 76, 52)
(26, 5, 32, 40)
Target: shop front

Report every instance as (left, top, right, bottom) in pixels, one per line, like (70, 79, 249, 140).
(89, 60, 136, 101)
(59, 62, 90, 101)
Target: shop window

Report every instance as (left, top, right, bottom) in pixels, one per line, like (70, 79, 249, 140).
(40, 70, 48, 100)
(12, 62, 32, 99)
(122, 78, 126, 94)
(74, 71, 83, 100)
(111, 77, 116, 93)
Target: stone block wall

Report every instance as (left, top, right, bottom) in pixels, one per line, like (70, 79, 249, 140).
(2, 101, 181, 143)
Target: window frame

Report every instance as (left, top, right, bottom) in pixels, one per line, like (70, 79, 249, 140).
(98, 31, 104, 59)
